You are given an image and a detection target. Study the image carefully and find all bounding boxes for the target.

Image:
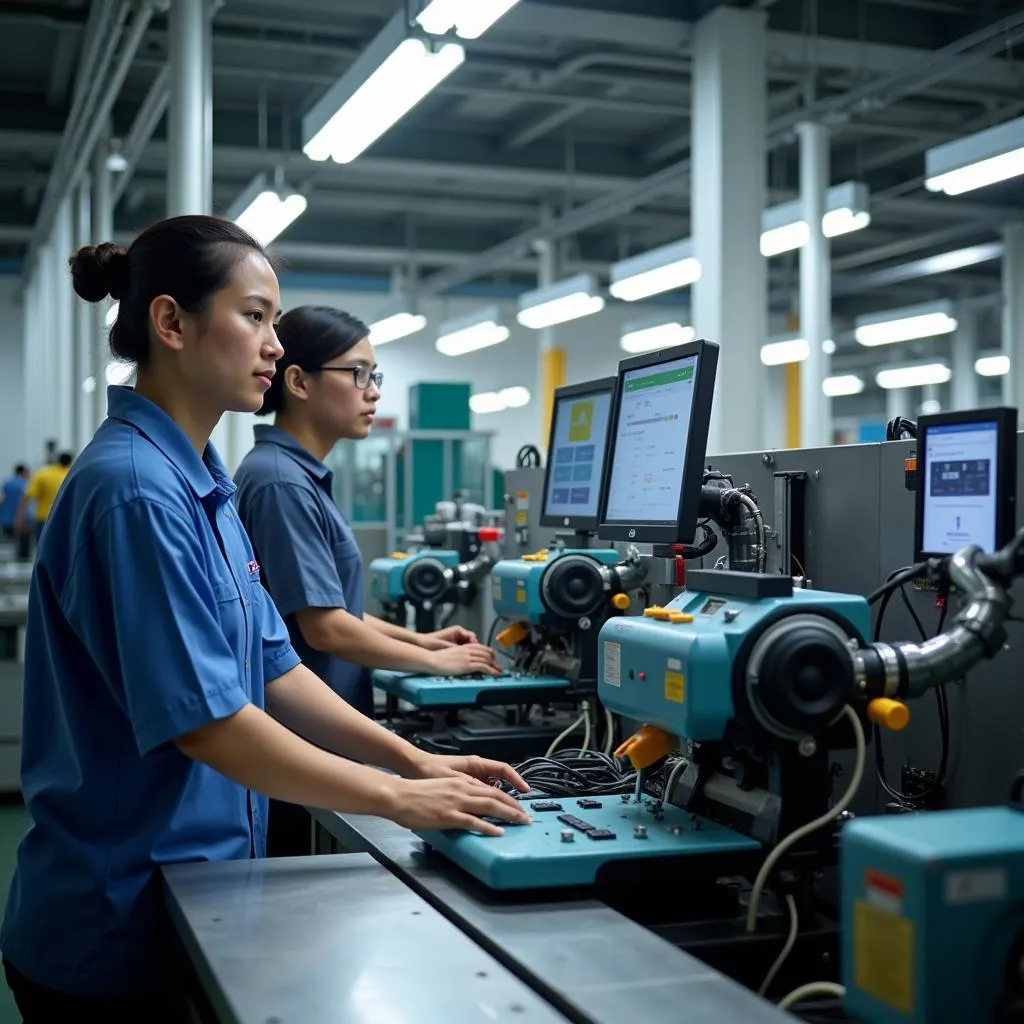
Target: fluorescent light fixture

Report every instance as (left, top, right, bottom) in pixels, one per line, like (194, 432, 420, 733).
(105, 362, 133, 387)
(417, 0, 521, 39)
(855, 300, 957, 347)
(609, 238, 701, 302)
(106, 152, 128, 173)
(469, 391, 507, 415)
(919, 399, 942, 415)
(517, 273, 605, 330)
(925, 115, 1024, 196)
(760, 181, 871, 257)
(228, 173, 307, 246)
(875, 362, 952, 390)
(760, 335, 811, 366)
(498, 386, 531, 408)
(369, 311, 427, 345)
(302, 14, 464, 165)
(620, 315, 695, 354)
(436, 304, 509, 356)
(105, 302, 119, 328)
(759, 335, 835, 365)
(975, 352, 1010, 377)
(822, 374, 864, 397)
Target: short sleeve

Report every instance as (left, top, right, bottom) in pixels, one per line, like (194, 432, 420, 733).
(252, 579, 302, 683)
(241, 483, 347, 618)
(24, 473, 41, 501)
(62, 499, 250, 756)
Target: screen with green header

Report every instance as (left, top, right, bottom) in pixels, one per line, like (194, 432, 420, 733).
(605, 354, 699, 522)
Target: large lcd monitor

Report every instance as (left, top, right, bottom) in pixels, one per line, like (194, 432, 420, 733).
(540, 376, 616, 533)
(914, 407, 1017, 561)
(597, 340, 719, 546)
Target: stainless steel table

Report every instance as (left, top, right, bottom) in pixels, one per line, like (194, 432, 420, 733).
(163, 852, 570, 1024)
(310, 810, 794, 1024)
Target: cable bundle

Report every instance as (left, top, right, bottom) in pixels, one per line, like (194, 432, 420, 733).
(498, 749, 640, 798)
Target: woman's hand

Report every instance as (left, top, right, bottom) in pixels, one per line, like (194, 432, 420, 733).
(385, 773, 531, 836)
(419, 625, 479, 650)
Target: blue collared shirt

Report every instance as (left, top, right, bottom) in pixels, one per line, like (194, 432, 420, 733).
(234, 425, 371, 715)
(0, 388, 300, 997)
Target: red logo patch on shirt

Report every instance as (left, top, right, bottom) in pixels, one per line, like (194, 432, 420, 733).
(247, 560, 261, 576)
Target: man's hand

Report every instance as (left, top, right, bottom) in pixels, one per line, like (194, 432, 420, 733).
(419, 625, 478, 650)
(410, 752, 530, 795)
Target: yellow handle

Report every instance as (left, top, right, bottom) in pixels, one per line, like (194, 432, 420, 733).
(611, 593, 630, 611)
(615, 726, 676, 771)
(868, 698, 910, 732)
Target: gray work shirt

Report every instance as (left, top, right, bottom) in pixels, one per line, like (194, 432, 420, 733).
(234, 425, 371, 715)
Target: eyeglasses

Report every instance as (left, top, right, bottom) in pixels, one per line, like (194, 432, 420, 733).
(317, 366, 384, 391)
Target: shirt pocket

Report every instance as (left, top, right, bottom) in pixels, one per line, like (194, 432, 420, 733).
(211, 578, 251, 678)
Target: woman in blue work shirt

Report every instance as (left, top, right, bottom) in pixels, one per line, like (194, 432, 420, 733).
(0, 215, 528, 1023)
(234, 305, 501, 721)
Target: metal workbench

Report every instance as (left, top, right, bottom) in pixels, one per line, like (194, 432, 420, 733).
(310, 810, 794, 1024)
(163, 852, 570, 1023)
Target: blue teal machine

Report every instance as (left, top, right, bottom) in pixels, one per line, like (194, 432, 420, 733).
(841, 805, 1024, 1024)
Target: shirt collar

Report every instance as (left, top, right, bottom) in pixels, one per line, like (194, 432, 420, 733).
(253, 424, 332, 483)
(106, 386, 235, 501)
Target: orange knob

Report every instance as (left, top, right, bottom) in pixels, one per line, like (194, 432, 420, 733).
(868, 698, 910, 732)
(496, 622, 529, 648)
(611, 593, 630, 611)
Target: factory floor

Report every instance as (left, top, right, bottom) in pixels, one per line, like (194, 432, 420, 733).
(0, 801, 29, 1023)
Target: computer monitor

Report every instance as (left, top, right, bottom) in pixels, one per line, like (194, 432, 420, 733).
(914, 407, 1017, 561)
(540, 376, 616, 533)
(597, 340, 719, 545)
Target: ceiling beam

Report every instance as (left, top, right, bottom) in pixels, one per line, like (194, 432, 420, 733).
(0, 130, 636, 196)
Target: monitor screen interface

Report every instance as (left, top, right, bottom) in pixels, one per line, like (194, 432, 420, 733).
(543, 389, 613, 520)
(921, 420, 999, 554)
(603, 354, 699, 524)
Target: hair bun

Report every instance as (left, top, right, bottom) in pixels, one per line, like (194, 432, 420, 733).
(69, 241, 130, 303)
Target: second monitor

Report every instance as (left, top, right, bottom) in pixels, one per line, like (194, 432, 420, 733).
(598, 340, 719, 545)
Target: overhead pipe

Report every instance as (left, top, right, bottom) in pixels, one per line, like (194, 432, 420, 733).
(27, 0, 156, 270)
(111, 63, 169, 207)
(65, 2, 132, 161)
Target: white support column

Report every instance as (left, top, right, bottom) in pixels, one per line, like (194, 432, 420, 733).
(798, 121, 831, 447)
(22, 271, 41, 467)
(761, 365, 786, 450)
(54, 197, 74, 452)
(692, 5, 767, 455)
(92, 142, 113, 429)
(168, 0, 209, 216)
(38, 241, 57, 463)
(1003, 224, 1024, 409)
(74, 175, 92, 451)
(886, 387, 910, 425)
(951, 307, 978, 411)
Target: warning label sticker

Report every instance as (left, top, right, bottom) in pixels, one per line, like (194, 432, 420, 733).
(604, 642, 621, 687)
(853, 899, 914, 1015)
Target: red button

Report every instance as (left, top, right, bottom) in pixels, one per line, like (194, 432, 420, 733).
(638, 672, 646, 681)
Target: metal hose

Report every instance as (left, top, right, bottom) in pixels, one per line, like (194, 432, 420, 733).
(871, 545, 1011, 698)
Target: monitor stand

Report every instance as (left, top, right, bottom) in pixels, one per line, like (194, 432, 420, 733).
(551, 529, 596, 550)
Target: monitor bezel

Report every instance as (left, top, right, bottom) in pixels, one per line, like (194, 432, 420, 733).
(539, 376, 618, 533)
(597, 339, 719, 545)
(913, 406, 1018, 562)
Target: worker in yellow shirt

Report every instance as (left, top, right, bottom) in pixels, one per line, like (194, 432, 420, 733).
(16, 453, 73, 543)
